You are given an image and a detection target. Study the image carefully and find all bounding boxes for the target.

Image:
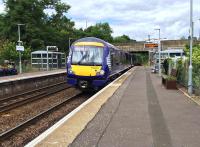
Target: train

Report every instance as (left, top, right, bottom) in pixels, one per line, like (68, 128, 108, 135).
(0, 62, 17, 77)
(66, 37, 133, 90)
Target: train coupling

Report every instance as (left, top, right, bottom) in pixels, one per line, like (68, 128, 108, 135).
(78, 80, 89, 89)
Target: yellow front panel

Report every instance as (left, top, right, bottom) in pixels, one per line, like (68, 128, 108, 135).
(74, 42, 104, 47)
(71, 65, 102, 76)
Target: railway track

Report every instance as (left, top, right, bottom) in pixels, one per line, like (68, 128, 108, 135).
(0, 82, 70, 113)
(0, 92, 83, 141)
(0, 68, 132, 145)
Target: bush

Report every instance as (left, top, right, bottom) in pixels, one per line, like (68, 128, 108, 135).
(166, 75, 177, 81)
(0, 40, 31, 63)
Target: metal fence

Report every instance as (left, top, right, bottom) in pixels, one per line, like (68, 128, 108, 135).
(174, 59, 200, 95)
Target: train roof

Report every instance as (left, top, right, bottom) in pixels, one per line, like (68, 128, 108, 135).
(72, 37, 120, 50)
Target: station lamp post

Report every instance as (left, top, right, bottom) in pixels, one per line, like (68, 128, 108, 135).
(198, 18, 200, 40)
(155, 28, 161, 76)
(188, 0, 193, 95)
(17, 24, 25, 74)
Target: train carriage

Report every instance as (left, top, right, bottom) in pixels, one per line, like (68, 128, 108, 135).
(66, 37, 133, 90)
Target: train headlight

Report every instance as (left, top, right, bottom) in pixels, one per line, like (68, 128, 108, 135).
(68, 68, 74, 74)
(96, 70, 105, 76)
(100, 70, 105, 75)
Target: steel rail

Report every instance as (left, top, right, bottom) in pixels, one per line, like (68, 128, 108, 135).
(0, 92, 83, 140)
(0, 81, 67, 103)
(0, 83, 71, 113)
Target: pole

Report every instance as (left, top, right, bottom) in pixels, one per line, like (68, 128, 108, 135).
(188, 0, 193, 95)
(18, 25, 20, 42)
(155, 29, 161, 76)
(19, 51, 22, 73)
(41, 53, 43, 70)
(17, 24, 22, 74)
(148, 34, 150, 42)
(51, 53, 53, 69)
(148, 51, 150, 66)
(198, 19, 200, 40)
(47, 46, 49, 71)
(158, 29, 161, 76)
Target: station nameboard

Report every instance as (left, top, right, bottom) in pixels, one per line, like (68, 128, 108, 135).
(144, 43, 158, 48)
(16, 45, 24, 51)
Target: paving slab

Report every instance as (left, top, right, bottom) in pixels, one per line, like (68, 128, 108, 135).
(150, 70, 200, 147)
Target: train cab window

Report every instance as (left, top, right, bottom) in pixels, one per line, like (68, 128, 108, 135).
(72, 46, 103, 65)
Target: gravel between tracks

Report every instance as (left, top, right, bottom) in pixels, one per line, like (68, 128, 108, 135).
(0, 87, 79, 133)
(1, 89, 92, 147)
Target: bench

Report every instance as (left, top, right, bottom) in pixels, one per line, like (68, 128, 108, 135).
(162, 69, 177, 89)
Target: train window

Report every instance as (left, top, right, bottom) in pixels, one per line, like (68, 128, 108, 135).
(112, 50, 120, 65)
(72, 46, 103, 65)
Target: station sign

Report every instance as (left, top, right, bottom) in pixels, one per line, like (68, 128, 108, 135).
(16, 45, 24, 51)
(144, 43, 158, 48)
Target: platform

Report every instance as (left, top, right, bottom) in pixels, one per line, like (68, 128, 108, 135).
(0, 69, 67, 98)
(27, 67, 200, 147)
(0, 69, 66, 84)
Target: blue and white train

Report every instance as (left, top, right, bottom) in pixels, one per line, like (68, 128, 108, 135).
(66, 37, 133, 89)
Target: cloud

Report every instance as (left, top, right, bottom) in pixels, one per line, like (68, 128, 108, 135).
(0, 1, 5, 13)
(0, 0, 200, 40)
(65, 0, 200, 40)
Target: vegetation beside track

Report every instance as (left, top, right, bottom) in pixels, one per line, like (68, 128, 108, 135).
(0, 0, 135, 72)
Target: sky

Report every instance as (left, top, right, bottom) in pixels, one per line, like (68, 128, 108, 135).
(0, 0, 200, 41)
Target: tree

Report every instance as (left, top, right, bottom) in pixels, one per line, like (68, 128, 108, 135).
(0, 40, 31, 63)
(0, 0, 75, 52)
(74, 28, 87, 39)
(85, 22, 113, 42)
(180, 36, 186, 40)
(0, 0, 134, 55)
(113, 35, 131, 43)
(184, 44, 200, 64)
(1, 0, 45, 44)
(43, 0, 75, 51)
(183, 44, 200, 88)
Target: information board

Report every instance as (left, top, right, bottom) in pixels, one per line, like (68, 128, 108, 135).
(144, 43, 158, 48)
(16, 45, 24, 51)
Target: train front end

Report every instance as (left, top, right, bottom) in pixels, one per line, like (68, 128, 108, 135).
(67, 39, 109, 90)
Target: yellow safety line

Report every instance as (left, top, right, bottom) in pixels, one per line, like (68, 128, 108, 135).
(178, 88, 200, 106)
